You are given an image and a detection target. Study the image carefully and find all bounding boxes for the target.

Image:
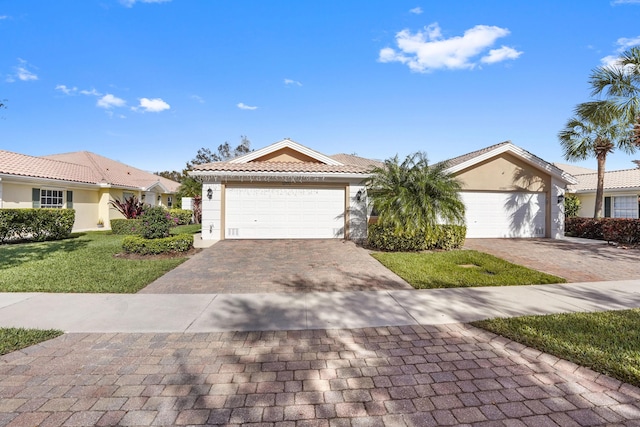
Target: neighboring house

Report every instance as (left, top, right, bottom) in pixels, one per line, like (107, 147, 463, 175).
(0, 150, 180, 231)
(191, 139, 575, 241)
(557, 162, 640, 218)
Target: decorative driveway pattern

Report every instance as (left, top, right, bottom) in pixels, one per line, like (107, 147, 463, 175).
(141, 240, 412, 294)
(464, 238, 640, 283)
(2, 324, 640, 427)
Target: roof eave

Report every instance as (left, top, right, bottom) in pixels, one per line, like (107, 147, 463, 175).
(190, 170, 371, 181)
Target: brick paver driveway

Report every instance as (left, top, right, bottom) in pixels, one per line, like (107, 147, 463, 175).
(464, 238, 640, 282)
(141, 240, 412, 294)
(3, 324, 640, 426)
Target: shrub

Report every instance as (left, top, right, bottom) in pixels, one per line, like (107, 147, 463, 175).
(566, 216, 640, 245)
(110, 218, 144, 235)
(564, 194, 581, 218)
(0, 209, 75, 243)
(367, 223, 466, 252)
(168, 209, 192, 225)
(139, 206, 173, 239)
(108, 196, 145, 219)
(122, 233, 194, 255)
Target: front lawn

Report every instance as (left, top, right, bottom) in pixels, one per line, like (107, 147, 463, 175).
(0, 328, 63, 356)
(0, 232, 187, 293)
(473, 309, 640, 388)
(171, 224, 201, 235)
(372, 249, 565, 288)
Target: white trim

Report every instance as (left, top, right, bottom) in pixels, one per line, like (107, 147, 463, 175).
(445, 143, 577, 185)
(193, 170, 371, 181)
(229, 139, 343, 165)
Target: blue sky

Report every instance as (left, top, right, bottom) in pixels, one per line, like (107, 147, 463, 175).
(2, 0, 640, 173)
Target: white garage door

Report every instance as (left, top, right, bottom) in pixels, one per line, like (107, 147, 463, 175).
(460, 192, 546, 238)
(224, 186, 345, 239)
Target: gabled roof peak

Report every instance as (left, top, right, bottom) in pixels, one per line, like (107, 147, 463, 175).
(229, 139, 343, 165)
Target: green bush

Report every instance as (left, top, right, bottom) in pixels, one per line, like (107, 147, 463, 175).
(0, 209, 75, 243)
(122, 233, 194, 255)
(110, 218, 144, 235)
(169, 209, 193, 225)
(564, 194, 581, 218)
(367, 223, 466, 252)
(139, 206, 173, 239)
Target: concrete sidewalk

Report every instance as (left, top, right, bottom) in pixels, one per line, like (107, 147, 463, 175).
(1, 280, 639, 333)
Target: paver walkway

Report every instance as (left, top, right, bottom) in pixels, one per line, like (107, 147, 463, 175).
(2, 324, 640, 426)
(141, 240, 412, 294)
(464, 238, 640, 282)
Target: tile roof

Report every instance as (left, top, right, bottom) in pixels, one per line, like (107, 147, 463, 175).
(192, 161, 373, 174)
(1, 150, 179, 192)
(441, 141, 512, 168)
(0, 150, 99, 184)
(43, 151, 180, 192)
(553, 163, 596, 176)
(570, 168, 640, 192)
(329, 153, 383, 169)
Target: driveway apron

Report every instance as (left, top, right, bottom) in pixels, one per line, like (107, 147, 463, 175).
(140, 239, 413, 294)
(464, 238, 640, 282)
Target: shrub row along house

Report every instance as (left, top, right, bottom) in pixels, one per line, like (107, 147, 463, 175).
(0, 150, 180, 231)
(190, 139, 574, 241)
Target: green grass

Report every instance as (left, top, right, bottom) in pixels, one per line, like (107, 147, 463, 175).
(372, 249, 565, 289)
(0, 328, 63, 356)
(171, 224, 201, 235)
(473, 309, 640, 387)
(0, 232, 187, 293)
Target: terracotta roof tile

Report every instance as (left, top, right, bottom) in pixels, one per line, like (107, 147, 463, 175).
(42, 151, 180, 192)
(329, 153, 383, 169)
(570, 168, 640, 192)
(192, 161, 373, 174)
(553, 163, 597, 176)
(0, 150, 98, 184)
(442, 141, 512, 168)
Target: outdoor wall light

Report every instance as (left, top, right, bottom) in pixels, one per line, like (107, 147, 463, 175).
(207, 188, 213, 200)
(557, 194, 565, 204)
(157, 195, 161, 201)
(356, 190, 364, 202)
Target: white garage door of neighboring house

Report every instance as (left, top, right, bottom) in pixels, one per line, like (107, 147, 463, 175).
(461, 192, 546, 238)
(224, 187, 346, 239)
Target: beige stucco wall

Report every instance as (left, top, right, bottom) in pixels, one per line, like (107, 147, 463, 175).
(576, 193, 596, 218)
(254, 147, 322, 163)
(455, 153, 550, 192)
(71, 188, 100, 231)
(1, 183, 33, 208)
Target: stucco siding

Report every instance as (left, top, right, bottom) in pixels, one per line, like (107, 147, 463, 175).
(455, 153, 550, 192)
(1, 183, 33, 208)
(71, 189, 100, 231)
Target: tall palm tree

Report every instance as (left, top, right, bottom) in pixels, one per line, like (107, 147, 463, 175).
(365, 152, 465, 236)
(558, 114, 628, 218)
(565, 47, 640, 218)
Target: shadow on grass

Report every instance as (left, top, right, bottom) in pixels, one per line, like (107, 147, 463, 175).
(0, 234, 89, 270)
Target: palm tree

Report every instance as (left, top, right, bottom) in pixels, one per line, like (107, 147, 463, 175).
(365, 152, 465, 236)
(563, 47, 640, 218)
(558, 113, 631, 218)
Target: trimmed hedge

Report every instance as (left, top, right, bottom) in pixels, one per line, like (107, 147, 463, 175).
(566, 216, 640, 245)
(367, 223, 466, 252)
(0, 209, 75, 243)
(169, 209, 193, 225)
(110, 218, 144, 235)
(122, 233, 194, 255)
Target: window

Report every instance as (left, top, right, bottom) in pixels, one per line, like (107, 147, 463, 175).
(123, 192, 135, 201)
(612, 195, 637, 218)
(167, 196, 173, 208)
(40, 189, 64, 209)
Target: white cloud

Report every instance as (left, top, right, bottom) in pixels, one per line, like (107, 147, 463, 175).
(409, 7, 423, 14)
(120, 0, 171, 7)
(237, 102, 258, 110)
(80, 88, 101, 96)
(481, 46, 523, 63)
(97, 94, 126, 109)
(190, 94, 205, 103)
(379, 22, 522, 73)
(56, 84, 77, 95)
(612, 0, 640, 4)
(0, 15, 9, 20)
(7, 58, 38, 82)
(600, 36, 640, 66)
(284, 78, 302, 86)
(135, 97, 170, 112)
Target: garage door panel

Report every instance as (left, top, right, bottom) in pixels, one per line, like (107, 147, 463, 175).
(461, 192, 546, 238)
(225, 187, 345, 239)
